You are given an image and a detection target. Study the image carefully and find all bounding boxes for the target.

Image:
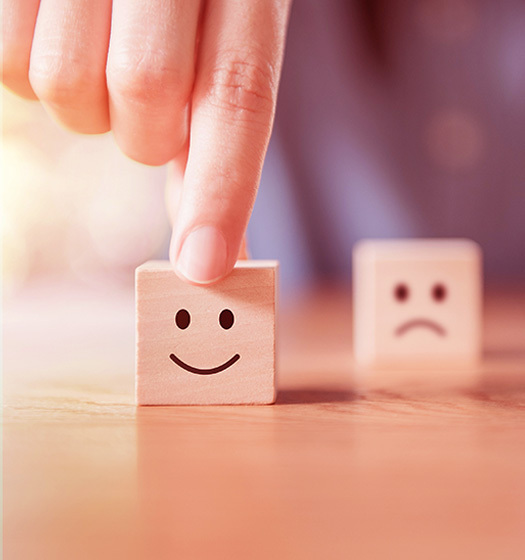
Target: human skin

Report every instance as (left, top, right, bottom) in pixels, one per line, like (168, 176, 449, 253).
(2, 0, 292, 284)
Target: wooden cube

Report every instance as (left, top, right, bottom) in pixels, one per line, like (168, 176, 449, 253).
(353, 239, 482, 369)
(136, 260, 278, 405)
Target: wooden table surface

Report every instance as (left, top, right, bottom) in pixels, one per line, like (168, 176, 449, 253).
(3, 284, 525, 560)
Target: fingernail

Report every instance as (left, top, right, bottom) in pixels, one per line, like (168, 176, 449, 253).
(176, 226, 228, 284)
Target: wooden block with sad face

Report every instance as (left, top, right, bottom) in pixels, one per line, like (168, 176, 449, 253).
(136, 260, 278, 405)
(353, 239, 482, 370)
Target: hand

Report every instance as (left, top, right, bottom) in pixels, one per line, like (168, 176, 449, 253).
(2, 0, 291, 283)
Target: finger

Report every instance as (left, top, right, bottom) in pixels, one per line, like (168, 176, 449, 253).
(238, 237, 250, 260)
(107, 0, 201, 166)
(166, 155, 249, 259)
(170, 0, 290, 284)
(29, 0, 112, 133)
(165, 151, 188, 225)
(2, 0, 40, 99)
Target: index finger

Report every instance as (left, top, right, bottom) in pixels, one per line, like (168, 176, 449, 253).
(169, 0, 291, 284)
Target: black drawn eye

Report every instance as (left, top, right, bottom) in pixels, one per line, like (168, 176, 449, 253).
(432, 283, 447, 302)
(394, 283, 409, 302)
(175, 309, 191, 329)
(219, 309, 234, 330)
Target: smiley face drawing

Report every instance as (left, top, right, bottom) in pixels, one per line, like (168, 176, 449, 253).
(353, 239, 482, 368)
(136, 260, 278, 405)
(169, 308, 241, 374)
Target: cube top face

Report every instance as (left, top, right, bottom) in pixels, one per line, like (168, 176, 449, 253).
(353, 239, 482, 368)
(136, 260, 278, 405)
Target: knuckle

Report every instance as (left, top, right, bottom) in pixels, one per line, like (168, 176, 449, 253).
(29, 55, 100, 106)
(203, 53, 276, 119)
(107, 49, 188, 107)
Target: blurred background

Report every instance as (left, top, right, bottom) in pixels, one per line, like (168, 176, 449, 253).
(2, 93, 169, 295)
(3, 0, 525, 299)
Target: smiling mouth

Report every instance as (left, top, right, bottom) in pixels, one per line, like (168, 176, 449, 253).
(169, 353, 241, 375)
(395, 318, 446, 337)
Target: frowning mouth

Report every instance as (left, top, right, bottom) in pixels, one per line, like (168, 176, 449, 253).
(169, 353, 241, 375)
(395, 319, 446, 337)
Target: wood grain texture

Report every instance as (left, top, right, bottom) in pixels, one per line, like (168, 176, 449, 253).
(136, 260, 277, 405)
(3, 284, 525, 560)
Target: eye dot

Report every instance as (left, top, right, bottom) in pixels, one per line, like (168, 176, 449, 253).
(394, 283, 409, 302)
(432, 283, 447, 302)
(219, 309, 235, 330)
(175, 309, 191, 329)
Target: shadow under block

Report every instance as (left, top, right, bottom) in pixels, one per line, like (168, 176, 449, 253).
(353, 239, 482, 369)
(136, 260, 278, 405)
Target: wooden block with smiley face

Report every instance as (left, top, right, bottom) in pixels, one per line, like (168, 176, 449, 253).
(136, 260, 278, 405)
(353, 239, 482, 369)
